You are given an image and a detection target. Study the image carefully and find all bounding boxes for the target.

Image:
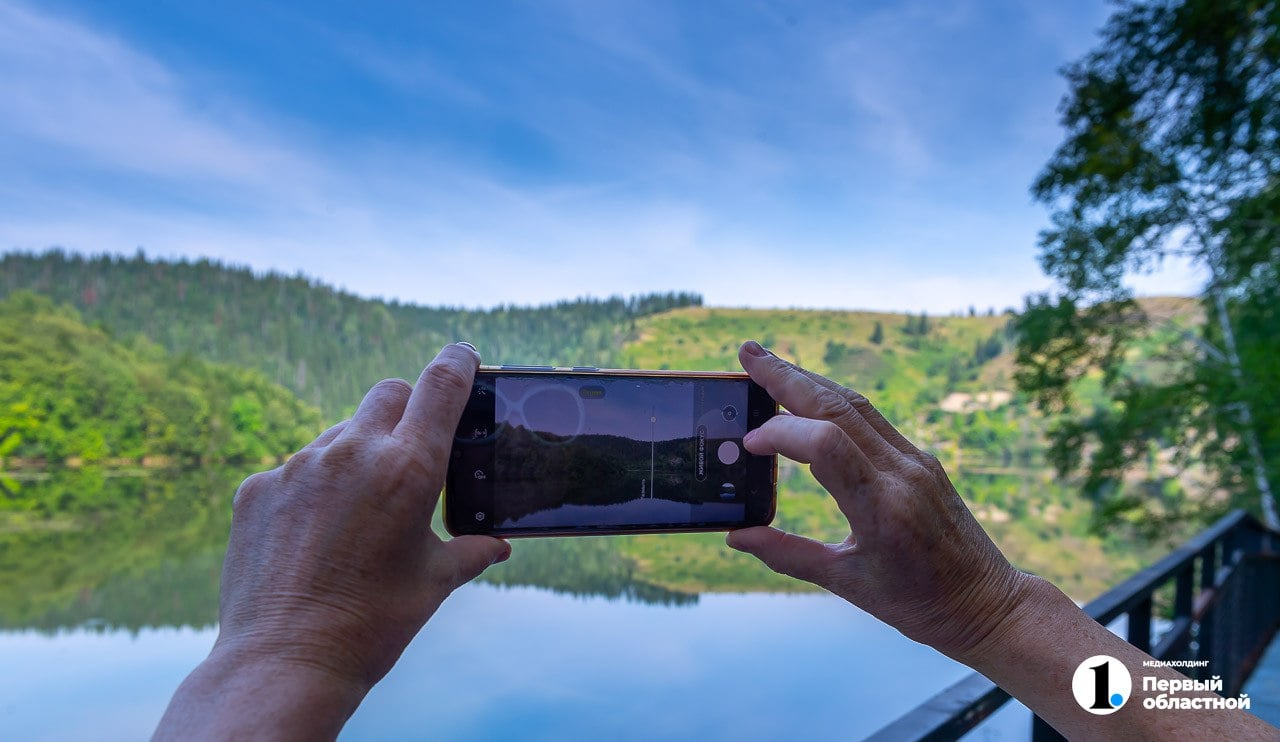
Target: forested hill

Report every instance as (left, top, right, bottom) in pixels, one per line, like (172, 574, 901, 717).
(0, 251, 701, 416)
(0, 292, 322, 465)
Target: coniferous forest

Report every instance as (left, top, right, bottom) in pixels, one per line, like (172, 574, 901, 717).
(0, 250, 701, 417)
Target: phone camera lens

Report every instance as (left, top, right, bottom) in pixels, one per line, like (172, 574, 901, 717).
(722, 405, 738, 421)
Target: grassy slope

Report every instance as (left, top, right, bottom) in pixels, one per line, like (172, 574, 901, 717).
(604, 304, 1187, 601)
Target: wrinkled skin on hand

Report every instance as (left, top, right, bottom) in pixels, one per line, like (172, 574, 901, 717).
(214, 343, 509, 692)
(729, 341, 1033, 663)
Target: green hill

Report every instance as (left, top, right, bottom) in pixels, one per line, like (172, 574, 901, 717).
(622, 306, 1028, 461)
(0, 250, 700, 416)
(0, 250, 1043, 465)
(0, 291, 322, 468)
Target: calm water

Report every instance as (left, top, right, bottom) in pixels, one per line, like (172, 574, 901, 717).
(0, 468, 1032, 740)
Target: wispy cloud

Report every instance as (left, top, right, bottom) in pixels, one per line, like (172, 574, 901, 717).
(0, 1, 326, 206)
(1, 0, 1194, 314)
(819, 2, 952, 174)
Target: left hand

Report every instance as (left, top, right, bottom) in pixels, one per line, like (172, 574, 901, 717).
(213, 342, 509, 692)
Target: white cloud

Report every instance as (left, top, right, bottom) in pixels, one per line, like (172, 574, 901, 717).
(0, 1, 327, 204)
(0, 0, 1187, 317)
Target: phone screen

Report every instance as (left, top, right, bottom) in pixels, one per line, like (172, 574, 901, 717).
(446, 370, 776, 536)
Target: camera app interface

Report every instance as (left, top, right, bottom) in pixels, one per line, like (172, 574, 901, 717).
(490, 376, 752, 530)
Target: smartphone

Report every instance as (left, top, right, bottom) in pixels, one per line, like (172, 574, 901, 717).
(445, 366, 778, 537)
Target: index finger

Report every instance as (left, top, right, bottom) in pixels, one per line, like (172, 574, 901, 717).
(783, 365, 920, 459)
(394, 343, 482, 460)
(738, 341, 901, 466)
(745, 414, 879, 526)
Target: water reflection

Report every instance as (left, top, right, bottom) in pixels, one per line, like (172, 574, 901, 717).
(0, 466, 1094, 740)
(0, 467, 705, 634)
(485, 537, 698, 607)
(0, 467, 240, 633)
(0, 464, 1143, 633)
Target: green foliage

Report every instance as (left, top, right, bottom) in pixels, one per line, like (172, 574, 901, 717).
(900, 312, 931, 337)
(0, 466, 250, 632)
(1018, 0, 1280, 532)
(0, 292, 321, 464)
(482, 536, 698, 606)
(869, 320, 884, 345)
(973, 330, 1004, 366)
(0, 250, 701, 417)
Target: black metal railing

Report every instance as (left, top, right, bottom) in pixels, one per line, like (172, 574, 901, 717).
(866, 509, 1280, 741)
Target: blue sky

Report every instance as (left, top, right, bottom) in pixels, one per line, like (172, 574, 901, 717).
(0, 0, 1202, 312)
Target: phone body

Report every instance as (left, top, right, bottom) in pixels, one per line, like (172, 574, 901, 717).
(445, 365, 778, 537)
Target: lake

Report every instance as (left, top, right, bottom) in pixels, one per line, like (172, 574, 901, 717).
(0, 467, 1037, 740)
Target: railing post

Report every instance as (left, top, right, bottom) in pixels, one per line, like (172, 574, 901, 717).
(1174, 565, 1193, 618)
(1129, 595, 1153, 653)
(1195, 544, 1217, 680)
(1170, 565, 1194, 662)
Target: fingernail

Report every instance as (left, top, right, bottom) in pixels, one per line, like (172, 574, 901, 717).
(743, 340, 767, 357)
(456, 341, 479, 354)
(491, 543, 511, 565)
(743, 429, 758, 446)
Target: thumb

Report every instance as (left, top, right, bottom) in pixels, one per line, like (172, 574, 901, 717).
(726, 527, 835, 585)
(442, 535, 512, 587)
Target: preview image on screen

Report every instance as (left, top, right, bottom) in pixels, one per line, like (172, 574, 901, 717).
(492, 376, 751, 529)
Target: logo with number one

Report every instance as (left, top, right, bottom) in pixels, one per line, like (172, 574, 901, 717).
(1071, 655, 1132, 714)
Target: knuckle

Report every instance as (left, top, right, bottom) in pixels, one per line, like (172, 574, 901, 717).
(914, 451, 946, 479)
(371, 377, 413, 400)
(232, 471, 272, 513)
(812, 388, 851, 421)
(280, 448, 315, 477)
(811, 420, 847, 458)
(843, 388, 873, 412)
(422, 360, 472, 398)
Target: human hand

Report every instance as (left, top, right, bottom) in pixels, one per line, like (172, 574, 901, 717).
(213, 342, 509, 693)
(729, 341, 1036, 663)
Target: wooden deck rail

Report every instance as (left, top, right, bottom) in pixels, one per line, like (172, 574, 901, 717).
(866, 510, 1280, 741)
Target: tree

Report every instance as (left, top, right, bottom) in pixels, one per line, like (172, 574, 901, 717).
(1017, 0, 1280, 531)
(869, 321, 884, 345)
(900, 313, 930, 337)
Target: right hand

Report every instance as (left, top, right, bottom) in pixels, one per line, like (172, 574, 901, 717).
(729, 340, 1039, 663)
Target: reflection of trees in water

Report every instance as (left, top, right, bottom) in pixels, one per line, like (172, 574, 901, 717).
(0, 467, 696, 633)
(0, 466, 244, 634)
(0, 464, 1149, 630)
(495, 427, 698, 523)
(5, 465, 1121, 628)
(480, 536, 698, 607)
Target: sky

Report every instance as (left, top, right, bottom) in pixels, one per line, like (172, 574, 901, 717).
(0, 0, 1205, 313)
